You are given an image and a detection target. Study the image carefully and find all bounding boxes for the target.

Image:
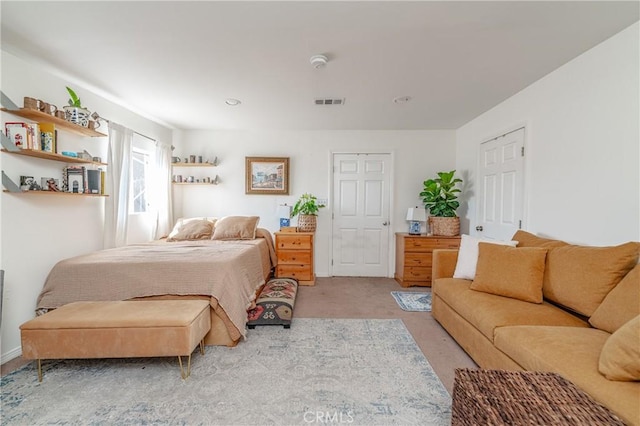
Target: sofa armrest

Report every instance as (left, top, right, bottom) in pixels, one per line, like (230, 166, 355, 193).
(432, 249, 459, 280)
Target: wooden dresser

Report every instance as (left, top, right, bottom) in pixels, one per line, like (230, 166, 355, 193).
(394, 233, 461, 287)
(274, 231, 315, 286)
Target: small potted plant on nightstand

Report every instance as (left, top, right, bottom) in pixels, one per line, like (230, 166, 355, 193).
(291, 193, 325, 232)
(420, 170, 463, 236)
(63, 86, 91, 128)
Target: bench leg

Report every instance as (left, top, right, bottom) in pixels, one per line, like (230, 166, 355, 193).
(177, 354, 192, 380)
(200, 339, 205, 356)
(37, 359, 43, 382)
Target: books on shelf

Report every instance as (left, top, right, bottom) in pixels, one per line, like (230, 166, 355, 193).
(39, 122, 56, 153)
(63, 166, 105, 194)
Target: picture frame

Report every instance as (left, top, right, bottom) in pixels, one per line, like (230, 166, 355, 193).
(245, 157, 289, 195)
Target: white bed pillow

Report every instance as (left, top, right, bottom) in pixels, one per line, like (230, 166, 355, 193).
(167, 217, 217, 239)
(453, 234, 518, 280)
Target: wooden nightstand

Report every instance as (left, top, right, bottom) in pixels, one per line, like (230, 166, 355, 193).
(274, 231, 315, 286)
(394, 233, 461, 287)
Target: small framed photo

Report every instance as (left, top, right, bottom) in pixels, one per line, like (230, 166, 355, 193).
(245, 157, 289, 195)
(67, 173, 84, 194)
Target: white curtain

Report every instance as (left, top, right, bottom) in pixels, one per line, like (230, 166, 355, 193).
(104, 122, 133, 248)
(150, 141, 173, 239)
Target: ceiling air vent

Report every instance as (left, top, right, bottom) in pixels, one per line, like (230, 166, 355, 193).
(314, 98, 345, 106)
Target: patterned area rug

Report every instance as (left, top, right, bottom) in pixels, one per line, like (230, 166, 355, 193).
(391, 291, 432, 312)
(2, 318, 450, 425)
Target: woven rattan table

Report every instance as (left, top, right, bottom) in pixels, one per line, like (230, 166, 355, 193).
(451, 369, 625, 425)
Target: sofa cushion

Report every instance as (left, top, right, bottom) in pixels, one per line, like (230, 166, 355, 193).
(599, 316, 640, 382)
(511, 230, 568, 248)
(494, 325, 640, 426)
(453, 234, 518, 280)
(543, 242, 639, 317)
(471, 243, 547, 303)
(432, 278, 588, 343)
(589, 265, 640, 333)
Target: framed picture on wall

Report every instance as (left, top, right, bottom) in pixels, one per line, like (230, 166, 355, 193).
(245, 157, 289, 195)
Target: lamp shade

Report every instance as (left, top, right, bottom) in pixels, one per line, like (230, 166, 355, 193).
(406, 207, 426, 222)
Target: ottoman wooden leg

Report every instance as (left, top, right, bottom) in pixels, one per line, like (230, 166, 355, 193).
(37, 359, 43, 382)
(177, 354, 192, 380)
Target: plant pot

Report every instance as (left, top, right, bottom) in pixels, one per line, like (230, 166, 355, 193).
(63, 106, 91, 128)
(429, 216, 460, 236)
(297, 214, 317, 232)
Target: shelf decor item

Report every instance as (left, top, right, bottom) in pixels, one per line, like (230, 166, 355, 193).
(291, 193, 325, 232)
(63, 86, 91, 128)
(406, 207, 427, 235)
(419, 170, 462, 236)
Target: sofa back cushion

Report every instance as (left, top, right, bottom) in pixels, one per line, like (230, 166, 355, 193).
(589, 264, 640, 333)
(511, 230, 568, 249)
(543, 242, 639, 317)
(598, 315, 640, 381)
(471, 243, 548, 303)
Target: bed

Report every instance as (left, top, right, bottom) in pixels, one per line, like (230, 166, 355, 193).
(36, 218, 277, 347)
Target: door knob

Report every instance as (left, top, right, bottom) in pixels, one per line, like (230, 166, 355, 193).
(476, 225, 483, 231)
(382, 221, 389, 226)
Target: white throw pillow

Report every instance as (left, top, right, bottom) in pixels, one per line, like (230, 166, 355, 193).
(453, 234, 518, 280)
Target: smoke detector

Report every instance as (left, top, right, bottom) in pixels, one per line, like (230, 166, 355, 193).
(310, 54, 328, 69)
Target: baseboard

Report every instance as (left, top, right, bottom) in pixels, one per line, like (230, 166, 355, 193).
(1, 346, 22, 364)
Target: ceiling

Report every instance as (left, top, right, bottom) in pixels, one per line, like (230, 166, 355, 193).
(1, 1, 638, 131)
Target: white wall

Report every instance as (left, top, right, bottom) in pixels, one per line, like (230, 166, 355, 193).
(173, 130, 456, 277)
(0, 51, 173, 361)
(456, 22, 639, 246)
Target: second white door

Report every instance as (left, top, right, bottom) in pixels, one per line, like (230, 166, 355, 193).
(332, 153, 391, 277)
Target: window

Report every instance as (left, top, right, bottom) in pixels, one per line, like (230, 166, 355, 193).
(131, 149, 149, 213)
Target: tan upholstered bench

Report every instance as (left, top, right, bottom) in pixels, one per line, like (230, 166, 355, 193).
(20, 300, 211, 381)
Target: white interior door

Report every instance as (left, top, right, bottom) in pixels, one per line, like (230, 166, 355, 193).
(478, 128, 525, 240)
(332, 153, 391, 277)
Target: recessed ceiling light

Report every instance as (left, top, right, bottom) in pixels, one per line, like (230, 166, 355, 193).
(393, 96, 412, 104)
(225, 98, 241, 106)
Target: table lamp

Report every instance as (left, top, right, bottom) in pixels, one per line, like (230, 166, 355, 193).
(406, 207, 426, 235)
(278, 204, 292, 228)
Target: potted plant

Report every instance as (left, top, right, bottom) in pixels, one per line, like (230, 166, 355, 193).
(63, 86, 91, 128)
(419, 170, 462, 236)
(291, 193, 325, 232)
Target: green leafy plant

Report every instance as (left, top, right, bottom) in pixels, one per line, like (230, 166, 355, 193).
(291, 193, 325, 217)
(66, 86, 83, 108)
(419, 170, 463, 217)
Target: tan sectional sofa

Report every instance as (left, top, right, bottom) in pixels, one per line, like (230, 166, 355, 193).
(432, 230, 640, 425)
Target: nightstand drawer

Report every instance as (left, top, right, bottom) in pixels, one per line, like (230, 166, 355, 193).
(403, 267, 431, 281)
(405, 253, 432, 267)
(277, 251, 312, 264)
(276, 265, 313, 281)
(276, 235, 312, 250)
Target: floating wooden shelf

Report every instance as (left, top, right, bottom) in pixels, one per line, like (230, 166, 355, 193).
(1, 108, 107, 137)
(3, 190, 108, 197)
(171, 163, 216, 167)
(1, 148, 107, 166)
(172, 182, 218, 186)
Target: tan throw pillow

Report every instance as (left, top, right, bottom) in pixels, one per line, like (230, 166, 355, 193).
(453, 234, 518, 280)
(590, 265, 640, 333)
(599, 316, 640, 381)
(511, 230, 568, 248)
(166, 219, 215, 242)
(167, 217, 216, 239)
(212, 216, 260, 240)
(470, 243, 548, 303)
(543, 242, 639, 317)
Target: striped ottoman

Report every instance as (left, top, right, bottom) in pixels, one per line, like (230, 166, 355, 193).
(247, 277, 298, 329)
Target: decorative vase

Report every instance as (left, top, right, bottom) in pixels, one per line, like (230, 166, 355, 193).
(429, 216, 460, 236)
(63, 106, 91, 127)
(297, 214, 317, 232)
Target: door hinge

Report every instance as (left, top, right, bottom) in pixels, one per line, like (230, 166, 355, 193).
(519, 220, 522, 229)
(331, 259, 333, 266)
(521, 146, 525, 157)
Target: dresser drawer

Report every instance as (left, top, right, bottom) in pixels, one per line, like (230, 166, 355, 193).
(276, 265, 313, 281)
(405, 253, 432, 267)
(402, 267, 431, 281)
(276, 235, 312, 250)
(277, 251, 312, 265)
